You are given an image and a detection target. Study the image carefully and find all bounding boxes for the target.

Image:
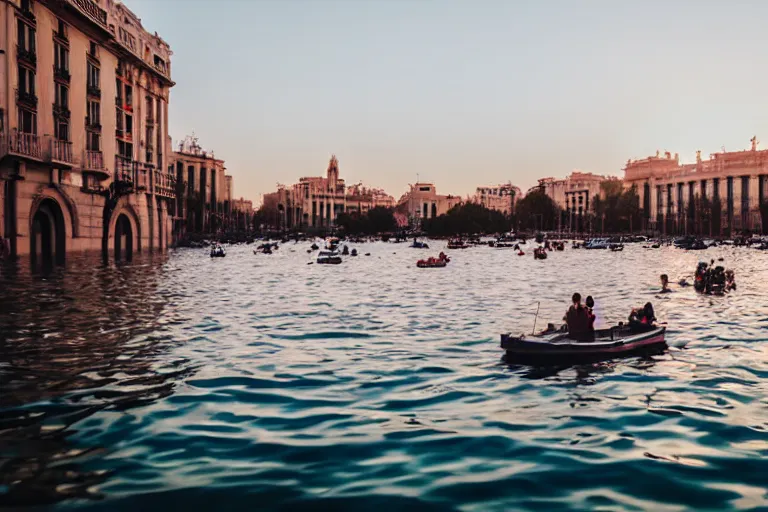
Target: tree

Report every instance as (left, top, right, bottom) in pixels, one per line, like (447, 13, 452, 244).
(516, 188, 560, 232)
(422, 202, 511, 236)
(335, 206, 397, 235)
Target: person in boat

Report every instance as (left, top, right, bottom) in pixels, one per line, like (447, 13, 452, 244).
(439, 251, 447, 261)
(565, 293, 592, 341)
(585, 295, 596, 332)
(628, 302, 656, 332)
(660, 274, 671, 293)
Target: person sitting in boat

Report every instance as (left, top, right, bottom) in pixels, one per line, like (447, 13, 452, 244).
(439, 251, 447, 261)
(565, 293, 592, 341)
(660, 274, 671, 293)
(628, 302, 656, 332)
(585, 295, 596, 332)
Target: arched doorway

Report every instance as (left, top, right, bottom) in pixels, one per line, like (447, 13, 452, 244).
(114, 213, 133, 262)
(31, 198, 66, 269)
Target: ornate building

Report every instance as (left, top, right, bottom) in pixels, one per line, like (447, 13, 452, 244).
(171, 135, 232, 236)
(538, 171, 619, 231)
(474, 183, 520, 215)
(624, 138, 768, 234)
(268, 155, 395, 230)
(397, 183, 462, 226)
(0, 0, 176, 265)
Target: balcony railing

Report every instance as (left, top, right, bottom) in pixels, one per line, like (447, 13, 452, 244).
(83, 150, 105, 172)
(4, 130, 42, 159)
(48, 137, 74, 165)
(115, 156, 136, 186)
(54, 65, 70, 82)
(154, 170, 176, 199)
(53, 103, 70, 119)
(136, 164, 149, 191)
(19, 5, 36, 23)
(16, 89, 37, 108)
(86, 117, 101, 131)
(87, 85, 101, 98)
(53, 29, 69, 44)
(17, 46, 36, 66)
(66, 0, 107, 28)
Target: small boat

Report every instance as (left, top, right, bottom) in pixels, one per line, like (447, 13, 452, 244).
(417, 253, 450, 268)
(447, 239, 469, 249)
(609, 243, 624, 252)
(410, 240, 430, 249)
(501, 326, 667, 364)
(533, 247, 547, 260)
(210, 244, 226, 258)
(517, 250, 525, 256)
(326, 237, 340, 251)
(350, 248, 358, 256)
(584, 238, 610, 249)
(317, 250, 342, 264)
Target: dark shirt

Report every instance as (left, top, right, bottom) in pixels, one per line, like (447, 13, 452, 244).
(566, 305, 591, 339)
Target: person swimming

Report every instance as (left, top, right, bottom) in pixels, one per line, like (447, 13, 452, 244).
(660, 274, 671, 293)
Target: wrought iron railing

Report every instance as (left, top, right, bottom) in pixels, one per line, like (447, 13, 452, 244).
(16, 89, 37, 108)
(17, 46, 36, 66)
(53, 103, 70, 119)
(8, 129, 41, 159)
(87, 85, 101, 98)
(49, 138, 73, 164)
(54, 66, 71, 82)
(66, 0, 107, 27)
(84, 150, 104, 171)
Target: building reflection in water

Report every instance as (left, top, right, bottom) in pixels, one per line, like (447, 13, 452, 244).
(0, 253, 194, 507)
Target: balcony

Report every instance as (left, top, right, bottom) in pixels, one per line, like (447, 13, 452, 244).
(115, 156, 136, 189)
(53, 29, 69, 45)
(87, 85, 101, 98)
(0, 130, 42, 161)
(16, 89, 37, 109)
(54, 65, 71, 82)
(154, 170, 176, 199)
(53, 103, 71, 119)
(135, 164, 149, 191)
(82, 150, 109, 180)
(86, 117, 101, 131)
(66, 0, 107, 28)
(47, 137, 74, 166)
(17, 46, 36, 67)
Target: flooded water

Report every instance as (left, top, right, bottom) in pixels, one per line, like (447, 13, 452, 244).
(1, 242, 767, 511)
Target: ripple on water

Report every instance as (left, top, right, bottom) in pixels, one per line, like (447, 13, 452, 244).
(2, 243, 768, 510)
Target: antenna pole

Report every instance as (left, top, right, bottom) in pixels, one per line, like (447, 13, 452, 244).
(532, 301, 541, 335)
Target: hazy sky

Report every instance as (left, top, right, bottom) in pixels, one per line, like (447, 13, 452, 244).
(129, 0, 768, 204)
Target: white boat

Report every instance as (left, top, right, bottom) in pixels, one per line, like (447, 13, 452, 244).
(584, 238, 610, 249)
(317, 250, 342, 264)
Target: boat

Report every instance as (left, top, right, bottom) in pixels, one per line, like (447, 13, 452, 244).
(416, 253, 450, 268)
(584, 238, 610, 249)
(609, 243, 624, 252)
(410, 240, 430, 249)
(350, 248, 358, 256)
(447, 239, 469, 249)
(317, 250, 342, 264)
(326, 237, 340, 250)
(501, 325, 667, 364)
(533, 247, 547, 259)
(210, 244, 226, 258)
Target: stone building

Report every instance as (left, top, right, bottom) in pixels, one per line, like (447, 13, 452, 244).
(171, 135, 232, 236)
(0, 0, 176, 265)
(538, 171, 619, 231)
(624, 138, 768, 234)
(397, 183, 462, 226)
(269, 155, 395, 230)
(474, 183, 520, 215)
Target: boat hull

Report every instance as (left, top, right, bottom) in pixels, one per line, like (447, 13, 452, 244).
(501, 326, 666, 364)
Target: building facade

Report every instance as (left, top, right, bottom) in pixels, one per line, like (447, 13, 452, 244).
(538, 171, 619, 231)
(624, 139, 768, 235)
(0, 0, 175, 266)
(397, 182, 462, 226)
(474, 183, 520, 214)
(269, 155, 395, 230)
(171, 135, 233, 236)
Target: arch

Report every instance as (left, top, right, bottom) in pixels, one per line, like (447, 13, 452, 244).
(29, 186, 78, 240)
(108, 198, 141, 261)
(30, 198, 66, 269)
(114, 213, 133, 261)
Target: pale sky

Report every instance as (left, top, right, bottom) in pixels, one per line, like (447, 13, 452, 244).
(129, 0, 768, 204)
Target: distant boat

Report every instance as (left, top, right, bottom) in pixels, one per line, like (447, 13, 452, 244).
(317, 250, 342, 265)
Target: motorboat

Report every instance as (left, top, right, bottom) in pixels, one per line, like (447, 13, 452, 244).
(210, 244, 226, 258)
(609, 243, 624, 252)
(584, 238, 610, 249)
(410, 240, 430, 249)
(501, 325, 667, 364)
(317, 250, 342, 264)
(326, 237, 340, 251)
(533, 247, 548, 260)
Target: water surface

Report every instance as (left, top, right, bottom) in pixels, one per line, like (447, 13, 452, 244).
(1, 242, 767, 510)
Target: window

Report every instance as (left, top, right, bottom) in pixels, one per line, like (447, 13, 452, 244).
(87, 100, 100, 126)
(87, 130, 100, 151)
(17, 19, 35, 53)
(18, 108, 36, 134)
(55, 119, 68, 141)
(419, 186, 430, 192)
(125, 114, 132, 134)
(55, 82, 68, 108)
(89, 41, 98, 58)
(20, 0, 32, 12)
(115, 79, 122, 102)
(115, 108, 123, 131)
(54, 42, 68, 71)
(87, 62, 99, 88)
(57, 20, 66, 37)
(17, 65, 35, 95)
(145, 126, 153, 163)
(124, 85, 132, 107)
(118, 140, 132, 159)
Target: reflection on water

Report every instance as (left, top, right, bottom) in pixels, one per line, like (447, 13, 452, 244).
(0, 254, 195, 507)
(1, 243, 768, 510)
